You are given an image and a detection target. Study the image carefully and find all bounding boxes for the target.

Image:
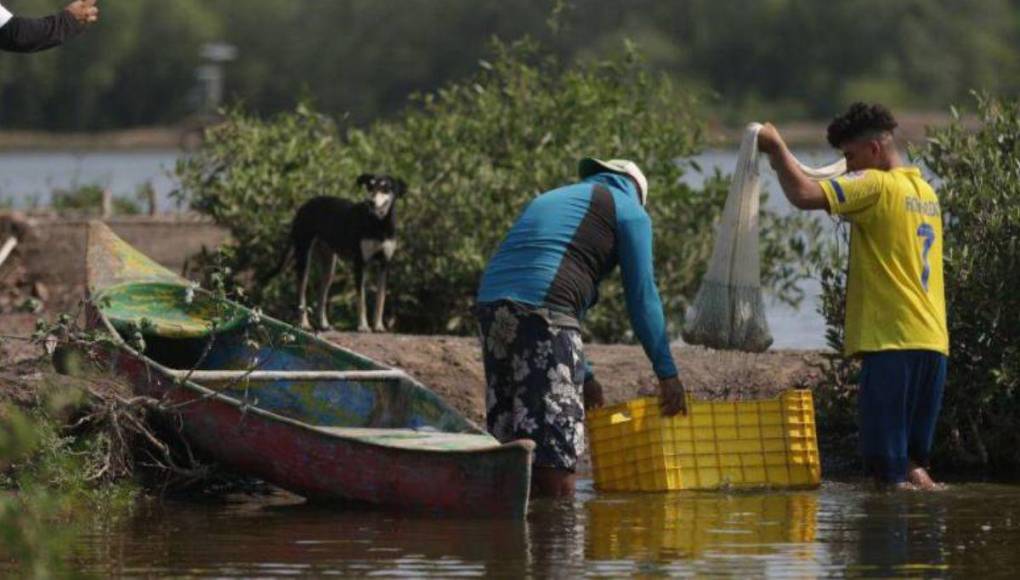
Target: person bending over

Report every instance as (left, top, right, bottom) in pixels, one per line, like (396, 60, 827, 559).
(475, 158, 687, 498)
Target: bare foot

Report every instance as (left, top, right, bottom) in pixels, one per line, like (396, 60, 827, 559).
(907, 464, 939, 490)
(874, 480, 916, 492)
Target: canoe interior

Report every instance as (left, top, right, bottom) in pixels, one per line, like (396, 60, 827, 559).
(98, 281, 247, 338)
(96, 281, 482, 437)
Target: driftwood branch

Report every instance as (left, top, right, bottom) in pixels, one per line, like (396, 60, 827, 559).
(72, 380, 214, 486)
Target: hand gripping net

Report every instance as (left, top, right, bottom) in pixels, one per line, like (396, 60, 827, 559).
(681, 123, 846, 352)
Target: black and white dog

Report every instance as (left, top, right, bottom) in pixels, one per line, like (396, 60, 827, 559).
(268, 174, 406, 332)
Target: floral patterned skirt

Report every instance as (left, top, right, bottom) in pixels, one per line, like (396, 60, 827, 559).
(475, 300, 587, 471)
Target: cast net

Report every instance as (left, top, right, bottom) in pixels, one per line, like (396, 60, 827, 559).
(681, 122, 846, 352)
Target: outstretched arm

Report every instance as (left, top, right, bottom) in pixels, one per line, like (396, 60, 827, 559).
(0, 1, 97, 53)
(617, 212, 677, 379)
(617, 210, 687, 416)
(757, 123, 829, 211)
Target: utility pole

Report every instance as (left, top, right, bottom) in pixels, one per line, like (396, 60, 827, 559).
(196, 42, 238, 114)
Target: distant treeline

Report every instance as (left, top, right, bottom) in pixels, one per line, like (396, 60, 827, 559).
(1, 0, 1018, 130)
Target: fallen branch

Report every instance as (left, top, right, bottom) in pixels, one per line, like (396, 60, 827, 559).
(68, 379, 215, 488)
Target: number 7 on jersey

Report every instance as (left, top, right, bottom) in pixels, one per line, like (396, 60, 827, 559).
(917, 223, 936, 292)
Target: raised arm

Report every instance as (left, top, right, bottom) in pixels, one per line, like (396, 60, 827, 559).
(0, 1, 97, 53)
(757, 123, 830, 211)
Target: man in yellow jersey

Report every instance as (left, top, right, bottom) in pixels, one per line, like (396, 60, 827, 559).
(757, 103, 948, 490)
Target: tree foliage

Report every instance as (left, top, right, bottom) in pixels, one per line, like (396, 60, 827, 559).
(176, 39, 818, 341)
(1, 0, 1019, 130)
(919, 95, 1020, 472)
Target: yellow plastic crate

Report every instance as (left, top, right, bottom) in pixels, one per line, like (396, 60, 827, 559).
(586, 390, 820, 492)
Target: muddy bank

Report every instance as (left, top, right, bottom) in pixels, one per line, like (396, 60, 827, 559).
(322, 330, 825, 425)
(3, 313, 825, 425)
(2, 313, 852, 479)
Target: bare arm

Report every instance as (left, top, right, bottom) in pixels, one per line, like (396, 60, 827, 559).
(757, 123, 829, 211)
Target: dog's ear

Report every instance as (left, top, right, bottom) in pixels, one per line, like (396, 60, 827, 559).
(394, 179, 408, 196)
(356, 174, 374, 189)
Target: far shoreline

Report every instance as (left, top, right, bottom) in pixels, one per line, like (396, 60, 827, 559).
(0, 110, 970, 152)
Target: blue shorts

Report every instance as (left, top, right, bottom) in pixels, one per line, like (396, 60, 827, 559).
(858, 350, 947, 483)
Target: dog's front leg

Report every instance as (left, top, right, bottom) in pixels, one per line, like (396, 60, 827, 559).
(315, 253, 337, 331)
(356, 261, 371, 333)
(373, 262, 388, 332)
(297, 240, 314, 330)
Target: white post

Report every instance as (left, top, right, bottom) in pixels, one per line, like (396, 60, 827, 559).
(146, 186, 157, 216)
(101, 189, 113, 219)
(0, 236, 17, 271)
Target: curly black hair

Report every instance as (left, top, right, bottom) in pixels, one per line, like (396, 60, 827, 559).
(826, 102, 898, 148)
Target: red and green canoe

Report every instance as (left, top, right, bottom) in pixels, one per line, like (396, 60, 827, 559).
(84, 222, 532, 517)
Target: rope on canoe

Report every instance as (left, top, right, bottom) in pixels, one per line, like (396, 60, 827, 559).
(164, 369, 412, 382)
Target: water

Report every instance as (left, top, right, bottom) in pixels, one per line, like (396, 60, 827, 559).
(67, 481, 1020, 577)
(7, 148, 996, 577)
(0, 148, 840, 349)
(0, 150, 182, 211)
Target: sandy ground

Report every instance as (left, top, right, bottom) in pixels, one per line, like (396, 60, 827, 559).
(2, 312, 824, 425)
(323, 330, 824, 426)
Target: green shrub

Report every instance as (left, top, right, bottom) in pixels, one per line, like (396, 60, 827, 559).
(1, 388, 134, 579)
(815, 94, 1020, 475)
(50, 184, 142, 216)
(918, 95, 1020, 473)
(176, 38, 819, 340)
(809, 230, 862, 475)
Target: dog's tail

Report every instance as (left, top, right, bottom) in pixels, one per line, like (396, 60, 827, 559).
(259, 244, 294, 285)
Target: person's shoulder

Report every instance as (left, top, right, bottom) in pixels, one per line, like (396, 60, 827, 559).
(840, 168, 886, 184)
(895, 166, 936, 188)
(884, 166, 938, 196)
(610, 191, 649, 225)
(545, 180, 599, 198)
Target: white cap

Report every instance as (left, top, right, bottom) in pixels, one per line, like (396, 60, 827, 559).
(578, 158, 648, 206)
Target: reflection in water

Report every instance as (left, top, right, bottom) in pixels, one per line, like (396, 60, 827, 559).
(850, 492, 948, 577)
(584, 491, 826, 577)
(78, 495, 532, 577)
(52, 481, 1020, 577)
(586, 492, 818, 560)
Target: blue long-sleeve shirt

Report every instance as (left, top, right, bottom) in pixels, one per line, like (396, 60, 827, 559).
(477, 172, 678, 379)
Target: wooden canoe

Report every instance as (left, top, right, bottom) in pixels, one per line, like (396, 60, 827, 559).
(83, 222, 532, 517)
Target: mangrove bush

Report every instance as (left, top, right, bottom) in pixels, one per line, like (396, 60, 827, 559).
(176, 38, 821, 342)
(920, 95, 1020, 473)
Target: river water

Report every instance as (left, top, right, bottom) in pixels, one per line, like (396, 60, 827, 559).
(0, 147, 842, 349)
(6, 149, 1017, 577)
(67, 481, 1020, 577)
